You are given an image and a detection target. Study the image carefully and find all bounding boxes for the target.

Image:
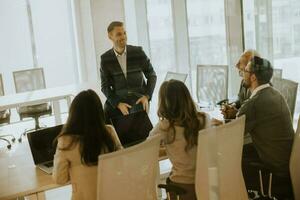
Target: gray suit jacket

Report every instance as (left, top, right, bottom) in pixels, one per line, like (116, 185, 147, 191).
(238, 87, 294, 177)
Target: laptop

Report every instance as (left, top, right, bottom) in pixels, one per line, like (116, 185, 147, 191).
(111, 110, 153, 147)
(27, 124, 63, 174)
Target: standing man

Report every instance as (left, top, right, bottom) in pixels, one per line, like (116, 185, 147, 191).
(238, 56, 294, 199)
(100, 21, 157, 121)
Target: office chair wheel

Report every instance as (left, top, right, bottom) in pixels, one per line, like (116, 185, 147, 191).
(247, 190, 260, 199)
(11, 137, 16, 143)
(18, 137, 22, 143)
(7, 144, 11, 149)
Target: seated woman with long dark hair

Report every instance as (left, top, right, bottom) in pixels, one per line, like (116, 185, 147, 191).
(52, 89, 122, 200)
(149, 80, 210, 200)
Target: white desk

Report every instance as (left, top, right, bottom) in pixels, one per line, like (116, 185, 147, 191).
(0, 82, 105, 125)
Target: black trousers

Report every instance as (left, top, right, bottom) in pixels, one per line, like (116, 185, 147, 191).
(242, 143, 294, 199)
(166, 177, 197, 200)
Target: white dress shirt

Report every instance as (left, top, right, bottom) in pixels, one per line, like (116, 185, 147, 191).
(249, 83, 270, 99)
(114, 47, 127, 78)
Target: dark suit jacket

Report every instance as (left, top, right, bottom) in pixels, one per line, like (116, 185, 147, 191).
(238, 87, 294, 177)
(235, 80, 251, 109)
(100, 45, 157, 116)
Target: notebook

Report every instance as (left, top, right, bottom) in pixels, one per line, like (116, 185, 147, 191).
(27, 124, 63, 174)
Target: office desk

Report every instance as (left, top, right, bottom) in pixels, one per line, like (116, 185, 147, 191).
(0, 139, 59, 200)
(0, 82, 105, 125)
(0, 140, 171, 200)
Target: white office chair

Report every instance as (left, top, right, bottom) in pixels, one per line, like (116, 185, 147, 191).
(0, 73, 15, 149)
(195, 116, 248, 200)
(196, 65, 228, 105)
(13, 68, 52, 142)
(164, 71, 188, 83)
(97, 134, 161, 200)
(290, 115, 300, 200)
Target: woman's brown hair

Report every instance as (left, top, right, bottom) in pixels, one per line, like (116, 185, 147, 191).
(157, 80, 206, 151)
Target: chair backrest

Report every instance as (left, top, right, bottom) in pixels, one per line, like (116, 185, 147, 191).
(197, 65, 228, 104)
(13, 68, 46, 93)
(164, 71, 188, 82)
(0, 73, 4, 96)
(273, 68, 283, 79)
(97, 134, 161, 200)
(272, 77, 298, 117)
(290, 115, 300, 200)
(195, 116, 248, 200)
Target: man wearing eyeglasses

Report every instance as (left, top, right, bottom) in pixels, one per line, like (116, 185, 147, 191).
(221, 49, 260, 119)
(238, 56, 294, 199)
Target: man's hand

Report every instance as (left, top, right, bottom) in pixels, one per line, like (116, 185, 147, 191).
(136, 95, 149, 113)
(221, 104, 238, 119)
(117, 102, 132, 115)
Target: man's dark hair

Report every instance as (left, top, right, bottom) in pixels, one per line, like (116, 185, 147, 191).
(249, 56, 273, 85)
(107, 21, 123, 33)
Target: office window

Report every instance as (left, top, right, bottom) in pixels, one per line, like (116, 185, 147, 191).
(187, 0, 228, 68)
(146, 0, 176, 77)
(0, 0, 33, 94)
(186, 0, 228, 99)
(243, 0, 300, 118)
(0, 0, 77, 95)
(29, 0, 77, 88)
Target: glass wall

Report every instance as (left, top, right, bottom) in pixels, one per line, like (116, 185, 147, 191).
(146, 0, 176, 82)
(187, 0, 227, 67)
(0, 0, 77, 95)
(30, 0, 77, 88)
(0, 0, 33, 94)
(243, 0, 300, 118)
(186, 0, 228, 99)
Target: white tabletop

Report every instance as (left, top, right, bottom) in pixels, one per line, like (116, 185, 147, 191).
(0, 81, 105, 111)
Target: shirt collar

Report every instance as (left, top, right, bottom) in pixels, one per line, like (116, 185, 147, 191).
(113, 47, 127, 57)
(249, 83, 270, 99)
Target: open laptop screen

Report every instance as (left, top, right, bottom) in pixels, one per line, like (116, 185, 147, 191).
(27, 124, 63, 165)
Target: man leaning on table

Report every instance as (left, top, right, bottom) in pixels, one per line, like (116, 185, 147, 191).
(230, 56, 294, 199)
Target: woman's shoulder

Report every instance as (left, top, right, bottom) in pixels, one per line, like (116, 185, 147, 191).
(149, 119, 170, 137)
(158, 119, 170, 130)
(57, 135, 78, 149)
(105, 124, 117, 134)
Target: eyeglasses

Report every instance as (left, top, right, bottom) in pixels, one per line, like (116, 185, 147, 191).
(238, 69, 252, 76)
